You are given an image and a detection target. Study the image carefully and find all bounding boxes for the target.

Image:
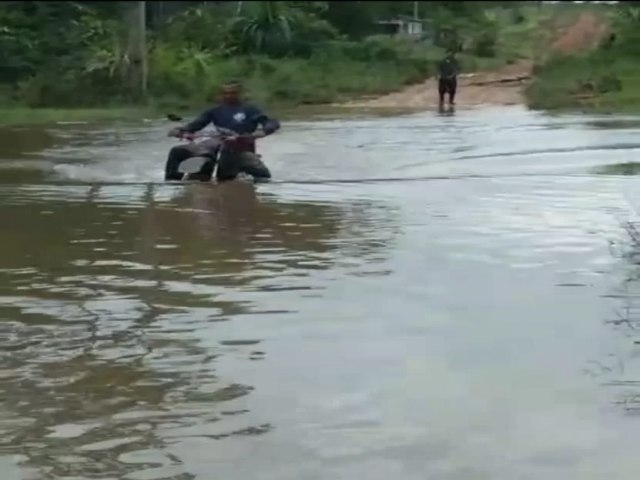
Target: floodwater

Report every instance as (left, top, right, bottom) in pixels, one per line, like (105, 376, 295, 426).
(2, 105, 640, 479)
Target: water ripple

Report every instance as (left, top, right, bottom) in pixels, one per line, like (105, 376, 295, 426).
(2, 106, 640, 478)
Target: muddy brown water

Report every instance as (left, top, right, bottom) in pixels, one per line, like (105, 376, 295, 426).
(3, 105, 640, 479)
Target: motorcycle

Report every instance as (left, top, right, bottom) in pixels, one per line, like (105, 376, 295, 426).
(167, 114, 268, 183)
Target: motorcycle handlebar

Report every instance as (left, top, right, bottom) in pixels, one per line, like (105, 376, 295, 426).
(166, 114, 267, 142)
(173, 128, 266, 142)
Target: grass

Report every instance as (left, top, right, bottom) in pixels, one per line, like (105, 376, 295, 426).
(495, 6, 558, 63)
(524, 5, 640, 113)
(0, 99, 413, 128)
(594, 162, 640, 176)
(0, 106, 160, 127)
(0, 47, 491, 127)
(0, 8, 560, 127)
(526, 50, 640, 113)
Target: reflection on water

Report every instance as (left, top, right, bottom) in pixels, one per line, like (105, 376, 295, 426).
(594, 162, 640, 176)
(597, 220, 640, 415)
(0, 177, 397, 479)
(2, 105, 640, 479)
(0, 127, 55, 160)
(585, 118, 640, 131)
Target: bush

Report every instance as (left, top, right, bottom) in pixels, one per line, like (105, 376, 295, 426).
(525, 46, 633, 111)
(14, 68, 124, 107)
(160, 6, 231, 52)
(148, 43, 246, 105)
(3, 1, 539, 110)
(286, 9, 341, 57)
(472, 31, 498, 58)
(596, 74, 622, 94)
(221, 2, 308, 57)
(223, 2, 340, 57)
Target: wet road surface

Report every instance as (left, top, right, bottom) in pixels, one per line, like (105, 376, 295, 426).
(2, 105, 640, 479)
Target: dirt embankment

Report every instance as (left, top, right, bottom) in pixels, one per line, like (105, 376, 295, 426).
(337, 11, 608, 110)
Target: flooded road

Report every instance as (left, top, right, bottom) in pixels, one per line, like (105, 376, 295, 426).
(2, 105, 640, 479)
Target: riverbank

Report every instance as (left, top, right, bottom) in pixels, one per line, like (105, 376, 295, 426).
(524, 35, 640, 113)
(526, 55, 640, 114)
(334, 11, 610, 112)
(0, 4, 558, 128)
(522, 7, 640, 114)
(1, 11, 618, 127)
(0, 107, 158, 127)
(0, 103, 413, 128)
(0, 44, 533, 128)
(334, 60, 533, 110)
(523, 9, 639, 113)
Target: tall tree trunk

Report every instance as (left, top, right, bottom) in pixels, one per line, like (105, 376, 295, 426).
(125, 1, 147, 101)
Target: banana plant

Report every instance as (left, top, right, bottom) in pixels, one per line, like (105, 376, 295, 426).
(84, 23, 130, 79)
(229, 1, 296, 55)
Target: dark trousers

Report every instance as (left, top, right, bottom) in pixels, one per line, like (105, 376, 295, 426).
(216, 151, 272, 182)
(438, 77, 457, 104)
(165, 145, 215, 181)
(164, 142, 271, 182)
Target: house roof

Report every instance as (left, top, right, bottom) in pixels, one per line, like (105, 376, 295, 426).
(377, 16, 423, 25)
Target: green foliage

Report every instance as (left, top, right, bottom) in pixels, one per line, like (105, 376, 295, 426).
(157, 2, 340, 58)
(0, 1, 132, 106)
(0, 107, 151, 127)
(608, 4, 640, 55)
(472, 31, 498, 58)
(526, 49, 638, 112)
(147, 43, 245, 105)
(0, 0, 551, 109)
(428, 4, 509, 57)
(160, 6, 231, 52)
(285, 9, 341, 56)
(228, 1, 294, 55)
(526, 4, 640, 112)
(0, 1, 109, 82)
(470, 11, 499, 57)
(146, 35, 434, 108)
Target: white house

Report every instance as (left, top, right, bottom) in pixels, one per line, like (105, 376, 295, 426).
(377, 17, 424, 38)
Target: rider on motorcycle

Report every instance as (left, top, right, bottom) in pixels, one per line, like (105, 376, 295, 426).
(165, 80, 281, 182)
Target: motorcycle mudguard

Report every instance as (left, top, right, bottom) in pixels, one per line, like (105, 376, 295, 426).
(178, 156, 212, 174)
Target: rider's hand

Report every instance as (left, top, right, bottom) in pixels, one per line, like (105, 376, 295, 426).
(225, 131, 264, 142)
(168, 128, 195, 141)
(168, 127, 182, 138)
(222, 134, 240, 144)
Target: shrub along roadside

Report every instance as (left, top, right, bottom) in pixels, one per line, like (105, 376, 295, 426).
(525, 50, 638, 112)
(8, 35, 442, 111)
(525, 5, 640, 112)
(0, 1, 552, 124)
(146, 36, 439, 112)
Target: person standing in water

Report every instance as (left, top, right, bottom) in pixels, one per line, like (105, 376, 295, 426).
(438, 50, 460, 108)
(165, 81, 280, 182)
